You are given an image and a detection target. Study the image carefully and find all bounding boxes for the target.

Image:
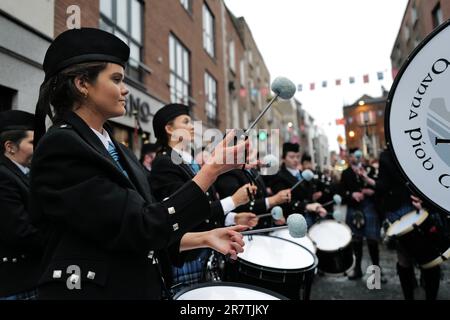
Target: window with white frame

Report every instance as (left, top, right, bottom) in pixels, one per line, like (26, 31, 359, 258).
(249, 79, 255, 102)
(203, 4, 215, 57)
(247, 50, 253, 66)
(180, 0, 192, 12)
(229, 40, 235, 72)
(100, 0, 143, 81)
(432, 4, 443, 29)
(169, 34, 191, 106)
(411, 2, 418, 25)
(240, 59, 245, 86)
(204, 72, 217, 122)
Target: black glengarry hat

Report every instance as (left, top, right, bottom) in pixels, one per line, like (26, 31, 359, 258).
(43, 28, 130, 82)
(0, 110, 35, 134)
(152, 103, 190, 141)
(35, 28, 130, 147)
(282, 142, 300, 157)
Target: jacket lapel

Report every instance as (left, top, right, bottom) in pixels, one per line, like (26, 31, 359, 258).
(0, 155, 30, 188)
(62, 112, 135, 190)
(113, 140, 153, 202)
(280, 165, 298, 186)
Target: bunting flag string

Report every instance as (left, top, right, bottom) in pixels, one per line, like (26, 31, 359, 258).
(296, 69, 391, 92)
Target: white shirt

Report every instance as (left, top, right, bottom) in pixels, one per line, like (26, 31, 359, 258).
(286, 166, 301, 179)
(90, 127, 113, 151)
(10, 159, 30, 176)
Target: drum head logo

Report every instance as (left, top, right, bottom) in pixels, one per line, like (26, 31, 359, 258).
(387, 20, 450, 214)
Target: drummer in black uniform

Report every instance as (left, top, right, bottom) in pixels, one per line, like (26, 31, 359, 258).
(340, 148, 384, 281)
(377, 148, 441, 300)
(215, 161, 291, 228)
(270, 143, 326, 226)
(0, 110, 43, 300)
(149, 103, 258, 291)
(30, 28, 247, 300)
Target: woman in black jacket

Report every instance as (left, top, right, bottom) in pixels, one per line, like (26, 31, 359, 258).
(0, 110, 43, 300)
(149, 103, 258, 291)
(30, 28, 247, 300)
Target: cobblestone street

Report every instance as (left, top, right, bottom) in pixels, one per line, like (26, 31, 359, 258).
(310, 241, 450, 300)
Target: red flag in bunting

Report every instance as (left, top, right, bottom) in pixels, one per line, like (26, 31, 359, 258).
(310, 83, 315, 91)
(335, 118, 346, 126)
(363, 74, 369, 83)
(239, 88, 247, 97)
(335, 79, 341, 86)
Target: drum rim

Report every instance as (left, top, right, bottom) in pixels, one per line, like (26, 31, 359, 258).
(238, 235, 318, 273)
(269, 230, 318, 252)
(173, 281, 289, 300)
(307, 220, 353, 252)
(384, 19, 450, 215)
(386, 209, 429, 237)
(421, 247, 450, 269)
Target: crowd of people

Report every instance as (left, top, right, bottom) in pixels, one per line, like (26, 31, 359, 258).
(0, 27, 448, 301)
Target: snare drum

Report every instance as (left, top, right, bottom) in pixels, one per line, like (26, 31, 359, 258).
(226, 235, 317, 300)
(269, 229, 317, 254)
(308, 220, 354, 275)
(174, 282, 287, 300)
(387, 210, 450, 269)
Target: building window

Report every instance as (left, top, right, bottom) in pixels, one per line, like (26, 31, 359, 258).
(203, 4, 215, 57)
(100, 0, 143, 82)
(229, 40, 235, 72)
(180, 0, 192, 13)
(247, 50, 253, 66)
(169, 34, 191, 106)
(239, 59, 246, 86)
(0, 85, 17, 112)
(204, 72, 217, 123)
(432, 3, 443, 29)
(249, 79, 255, 102)
(411, 2, 418, 26)
(403, 25, 410, 41)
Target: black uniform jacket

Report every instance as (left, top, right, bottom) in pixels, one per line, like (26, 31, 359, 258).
(376, 149, 412, 213)
(340, 165, 375, 209)
(0, 155, 43, 297)
(150, 147, 225, 232)
(270, 164, 308, 217)
(215, 168, 267, 215)
(29, 112, 210, 300)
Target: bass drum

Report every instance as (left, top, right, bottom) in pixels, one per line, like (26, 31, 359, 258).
(174, 282, 288, 300)
(226, 235, 317, 300)
(387, 210, 450, 269)
(308, 220, 354, 275)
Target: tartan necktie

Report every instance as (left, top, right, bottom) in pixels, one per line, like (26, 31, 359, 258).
(189, 159, 201, 175)
(107, 141, 129, 178)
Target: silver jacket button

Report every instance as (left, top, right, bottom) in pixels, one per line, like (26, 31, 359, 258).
(87, 271, 96, 280)
(168, 207, 176, 215)
(172, 223, 179, 231)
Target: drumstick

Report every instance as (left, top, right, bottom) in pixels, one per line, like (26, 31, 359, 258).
(290, 170, 315, 191)
(320, 194, 343, 207)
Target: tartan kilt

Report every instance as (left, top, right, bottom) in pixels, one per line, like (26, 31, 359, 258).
(346, 198, 381, 240)
(171, 249, 210, 293)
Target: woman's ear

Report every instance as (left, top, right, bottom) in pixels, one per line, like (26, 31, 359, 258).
(74, 76, 89, 98)
(165, 123, 174, 136)
(4, 140, 17, 155)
